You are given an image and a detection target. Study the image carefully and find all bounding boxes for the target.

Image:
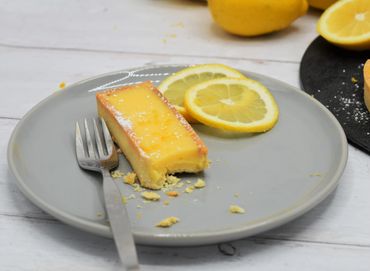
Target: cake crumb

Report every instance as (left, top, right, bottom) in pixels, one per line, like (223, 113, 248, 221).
(163, 200, 170, 206)
(124, 172, 137, 185)
(351, 77, 358, 83)
(161, 175, 181, 191)
(186, 180, 192, 184)
(166, 191, 179, 197)
(121, 196, 127, 204)
(234, 193, 239, 198)
(59, 82, 66, 89)
(136, 205, 143, 209)
(168, 175, 180, 182)
(176, 182, 184, 188)
(111, 170, 125, 178)
(132, 183, 144, 192)
(141, 191, 161, 201)
(310, 172, 322, 177)
(156, 217, 179, 228)
(96, 212, 104, 218)
(184, 185, 195, 193)
(229, 205, 245, 214)
(194, 178, 206, 189)
(136, 212, 142, 220)
(127, 194, 136, 200)
(166, 175, 181, 185)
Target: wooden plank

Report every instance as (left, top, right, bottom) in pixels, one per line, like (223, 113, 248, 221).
(0, 0, 319, 62)
(0, 46, 299, 118)
(0, 215, 369, 271)
(1, 117, 370, 247)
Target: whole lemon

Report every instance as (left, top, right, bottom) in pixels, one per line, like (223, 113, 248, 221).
(208, 0, 309, 36)
(308, 0, 337, 10)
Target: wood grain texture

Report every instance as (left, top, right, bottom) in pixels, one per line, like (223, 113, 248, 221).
(0, 46, 300, 118)
(1, 215, 370, 271)
(0, 0, 319, 62)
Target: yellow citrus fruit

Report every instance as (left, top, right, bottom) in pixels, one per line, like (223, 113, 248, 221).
(364, 60, 370, 112)
(208, 0, 308, 36)
(317, 0, 370, 50)
(158, 64, 247, 122)
(308, 0, 337, 10)
(184, 78, 279, 132)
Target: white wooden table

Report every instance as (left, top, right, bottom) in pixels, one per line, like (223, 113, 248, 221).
(1, 1, 369, 270)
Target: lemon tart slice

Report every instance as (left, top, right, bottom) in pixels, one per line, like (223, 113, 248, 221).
(364, 60, 370, 112)
(96, 81, 209, 189)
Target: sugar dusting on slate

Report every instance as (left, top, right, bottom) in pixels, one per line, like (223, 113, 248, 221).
(315, 62, 370, 129)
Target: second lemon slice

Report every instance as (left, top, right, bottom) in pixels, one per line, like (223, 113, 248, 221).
(158, 64, 246, 122)
(184, 78, 279, 132)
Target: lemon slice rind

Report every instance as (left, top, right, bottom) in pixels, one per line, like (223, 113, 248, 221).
(184, 78, 279, 132)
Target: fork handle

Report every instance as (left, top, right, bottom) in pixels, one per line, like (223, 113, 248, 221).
(102, 170, 140, 271)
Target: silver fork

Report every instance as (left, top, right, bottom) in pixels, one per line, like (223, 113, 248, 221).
(75, 118, 140, 271)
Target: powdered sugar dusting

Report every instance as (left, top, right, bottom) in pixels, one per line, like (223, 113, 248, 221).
(116, 113, 133, 129)
(308, 60, 370, 151)
(105, 103, 133, 129)
(337, 96, 369, 124)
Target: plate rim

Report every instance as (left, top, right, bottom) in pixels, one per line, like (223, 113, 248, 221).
(7, 64, 348, 246)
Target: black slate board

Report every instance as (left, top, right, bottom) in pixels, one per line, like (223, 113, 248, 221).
(300, 36, 370, 155)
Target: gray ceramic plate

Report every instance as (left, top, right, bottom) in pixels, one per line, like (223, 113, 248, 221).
(8, 65, 347, 246)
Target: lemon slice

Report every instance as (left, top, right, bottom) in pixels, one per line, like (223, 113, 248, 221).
(158, 64, 246, 122)
(184, 78, 279, 132)
(317, 0, 370, 50)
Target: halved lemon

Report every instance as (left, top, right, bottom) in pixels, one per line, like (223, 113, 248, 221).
(184, 78, 279, 132)
(317, 0, 370, 50)
(158, 64, 247, 122)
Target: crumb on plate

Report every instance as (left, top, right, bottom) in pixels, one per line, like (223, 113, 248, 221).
(166, 191, 179, 197)
(124, 172, 137, 185)
(127, 194, 136, 200)
(141, 191, 161, 201)
(136, 212, 142, 220)
(156, 216, 179, 228)
(111, 170, 125, 178)
(96, 212, 104, 218)
(176, 182, 184, 188)
(229, 205, 245, 214)
(184, 185, 195, 194)
(194, 178, 206, 189)
(132, 183, 144, 192)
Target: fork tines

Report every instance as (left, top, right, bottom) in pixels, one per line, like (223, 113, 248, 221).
(75, 118, 114, 160)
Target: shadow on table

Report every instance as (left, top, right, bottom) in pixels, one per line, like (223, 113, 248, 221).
(6, 168, 338, 268)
